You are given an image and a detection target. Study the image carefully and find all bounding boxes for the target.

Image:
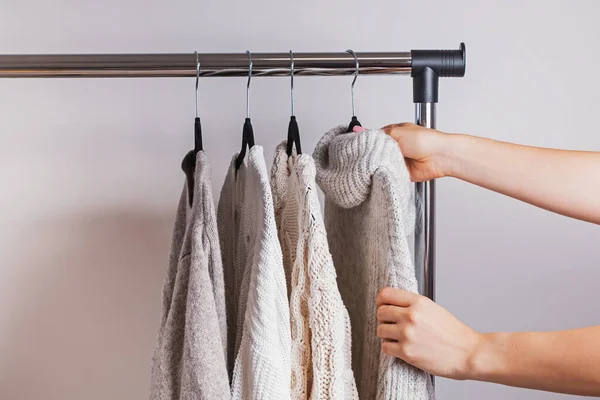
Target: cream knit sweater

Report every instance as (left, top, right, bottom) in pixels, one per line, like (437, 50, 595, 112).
(313, 126, 435, 400)
(271, 143, 358, 400)
(150, 151, 230, 400)
(217, 146, 292, 400)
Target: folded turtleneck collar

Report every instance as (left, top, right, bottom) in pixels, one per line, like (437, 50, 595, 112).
(313, 125, 413, 209)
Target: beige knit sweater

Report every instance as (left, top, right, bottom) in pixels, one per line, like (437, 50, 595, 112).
(218, 146, 292, 400)
(271, 143, 358, 400)
(150, 151, 230, 400)
(313, 126, 435, 400)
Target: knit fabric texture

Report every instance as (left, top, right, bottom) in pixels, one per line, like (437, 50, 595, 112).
(218, 146, 292, 400)
(217, 155, 246, 378)
(313, 126, 435, 400)
(271, 142, 359, 400)
(150, 151, 230, 400)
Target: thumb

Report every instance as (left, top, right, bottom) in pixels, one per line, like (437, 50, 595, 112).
(353, 125, 367, 133)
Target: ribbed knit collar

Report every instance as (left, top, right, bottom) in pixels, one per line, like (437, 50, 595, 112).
(313, 125, 412, 209)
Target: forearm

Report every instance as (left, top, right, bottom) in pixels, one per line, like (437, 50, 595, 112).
(467, 327, 600, 396)
(444, 134, 600, 224)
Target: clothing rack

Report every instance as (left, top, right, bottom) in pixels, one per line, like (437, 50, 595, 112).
(0, 44, 467, 307)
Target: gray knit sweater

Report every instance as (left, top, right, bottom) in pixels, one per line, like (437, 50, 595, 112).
(313, 126, 435, 400)
(150, 151, 230, 400)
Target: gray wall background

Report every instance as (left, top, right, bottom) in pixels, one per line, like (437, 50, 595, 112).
(1, 1, 598, 399)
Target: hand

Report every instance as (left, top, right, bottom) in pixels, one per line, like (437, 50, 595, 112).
(376, 287, 481, 380)
(355, 123, 450, 182)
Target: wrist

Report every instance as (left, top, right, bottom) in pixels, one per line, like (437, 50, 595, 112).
(431, 132, 464, 179)
(464, 332, 508, 382)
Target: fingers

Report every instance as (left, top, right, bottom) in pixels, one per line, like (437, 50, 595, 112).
(381, 124, 394, 133)
(381, 122, 413, 135)
(355, 123, 413, 135)
(376, 287, 419, 307)
(377, 323, 399, 340)
(377, 305, 402, 323)
(381, 339, 402, 358)
(355, 123, 418, 137)
(377, 314, 416, 365)
(381, 124, 397, 137)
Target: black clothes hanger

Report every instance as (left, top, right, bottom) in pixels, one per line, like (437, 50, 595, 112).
(194, 116, 203, 153)
(182, 52, 203, 206)
(346, 49, 362, 133)
(347, 115, 361, 133)
(235, 117, 255, 170)
(235, 51, 255, 172)
(286, 50, 302, 156)
(286, 116, 301, 155)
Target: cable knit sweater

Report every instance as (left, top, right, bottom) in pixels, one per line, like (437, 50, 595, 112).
(150, 151, 230, 400)
(313, 126, 435, 400)
(271, 142, 358, 400)
(217, 146, 292, 400)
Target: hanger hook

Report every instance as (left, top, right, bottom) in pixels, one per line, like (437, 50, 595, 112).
(346, 49, 358, 117)
(290, 50, 295, 117)
(195, 51, 200, 119)
(246, 50, 252, 119)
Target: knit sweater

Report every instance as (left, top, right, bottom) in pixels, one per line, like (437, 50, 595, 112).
(218, 146, 292, 400)
(271, 143, 358, 400)
(150, 151, 230, 400)
(217, 156, 245, 377)
(313, 126, 435, 400)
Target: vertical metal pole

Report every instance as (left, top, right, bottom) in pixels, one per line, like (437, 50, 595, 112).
(415, 103, 436, 390)
(414, 103, 436, 301)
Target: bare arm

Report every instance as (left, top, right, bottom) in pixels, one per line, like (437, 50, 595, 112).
(473, 327, 600, 396)
(381, 123, 600, 224)
(376, 288, 600, 396)
(448, 134, 600, 224)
